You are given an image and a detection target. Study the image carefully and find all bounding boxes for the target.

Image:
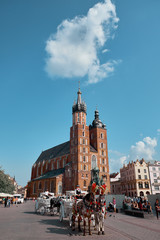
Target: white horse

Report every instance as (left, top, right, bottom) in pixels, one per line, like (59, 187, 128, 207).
(94, 194, 106, 235)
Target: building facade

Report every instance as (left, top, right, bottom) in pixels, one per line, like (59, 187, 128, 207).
(120, 159, 151, 197)
(148, 161, 160, 194)
(110, 172, 121, 195)
(27, 88, 110, 198)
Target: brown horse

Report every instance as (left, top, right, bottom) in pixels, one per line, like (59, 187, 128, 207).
(72, 192, 95, 236)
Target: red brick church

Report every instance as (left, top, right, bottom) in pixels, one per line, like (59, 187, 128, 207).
(27, 87, 110, 197)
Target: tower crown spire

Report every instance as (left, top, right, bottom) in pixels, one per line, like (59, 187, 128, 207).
(77, 81, 82, 104)
(72, 82, 87, 114)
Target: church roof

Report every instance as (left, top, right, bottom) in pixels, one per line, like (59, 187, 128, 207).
(32, 168, 65, 181)
(36, 141, 70, 164)
(35, 140, 98, 164)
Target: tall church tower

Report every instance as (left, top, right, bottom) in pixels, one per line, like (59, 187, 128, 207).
(70, 87, 90, 190)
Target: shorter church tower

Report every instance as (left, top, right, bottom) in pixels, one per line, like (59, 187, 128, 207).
(89, 109, 110, 192)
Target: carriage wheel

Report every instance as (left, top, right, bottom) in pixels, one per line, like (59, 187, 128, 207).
(59, 205, 63, 222)
(35, 207, 37, 213)
(39, 206, 45, 215)
(69, 213, 72, 228)
(50, 207, 54, 216)
(54, 206, 59, 215)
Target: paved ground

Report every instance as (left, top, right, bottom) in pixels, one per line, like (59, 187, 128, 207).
(0, 201, 160, 240)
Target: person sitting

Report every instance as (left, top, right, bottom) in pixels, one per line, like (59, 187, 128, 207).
(113, 197, 116, 213)
(138, 200, 143, 211)
(108, 202, 114, 212)
(143, 202, 148, 212)
(132, 201, 139, 210)
(44, 189, 49, 196)
(75, 185, 82, 199)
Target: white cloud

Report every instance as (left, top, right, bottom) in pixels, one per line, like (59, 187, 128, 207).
(129, 137, 157, 161)
(157, 129, 160, 135)
(120, 156, 127, 165)
(109, 150, 125, 173)
(102, 49, 109, 53)
(109, 136, 157, 173)
(45, 0, 119, 84)
(109, 149, 125, 156)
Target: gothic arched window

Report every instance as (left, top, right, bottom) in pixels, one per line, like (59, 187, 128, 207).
(33, 183, 36, 194)
(50, 181, 54, 193)
(39, 182, 42, 189)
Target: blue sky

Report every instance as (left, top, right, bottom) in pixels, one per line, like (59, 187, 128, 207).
(0, 0, 160, 186)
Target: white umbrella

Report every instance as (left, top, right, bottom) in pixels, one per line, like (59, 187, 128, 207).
(0, 193, 13, 197)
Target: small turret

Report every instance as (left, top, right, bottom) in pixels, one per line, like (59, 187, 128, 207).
(89, 109, 106, 129)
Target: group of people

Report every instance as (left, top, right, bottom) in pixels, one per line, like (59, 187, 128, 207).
(123, 197, 152, 213)
(131, 200, 152, 213)
(3, 197, 11, 207)
(2, 197, 20, 207)
(123, 197, 160, 219)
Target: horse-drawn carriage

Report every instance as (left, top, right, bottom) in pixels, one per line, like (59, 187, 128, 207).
(35, 192, 60, 215)
(59, 179, 107, 236)
(70, 184, 107, 235)
(35, 168, 107, 235)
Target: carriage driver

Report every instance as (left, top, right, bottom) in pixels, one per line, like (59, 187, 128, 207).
(75, 185, 82, 199)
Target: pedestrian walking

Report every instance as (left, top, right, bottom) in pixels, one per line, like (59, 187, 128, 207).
(155, 198, 160, 220)
(4, 197, 8, 207)
(16, 197, 18, 206)
(8, 198, 10, 207)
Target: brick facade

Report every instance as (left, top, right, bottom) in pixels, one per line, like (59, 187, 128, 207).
(27, 88, 110, 198)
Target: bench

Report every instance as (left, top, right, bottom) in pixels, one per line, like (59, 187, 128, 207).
(124, 209, 154, 219)
(124, 209, 144, 218)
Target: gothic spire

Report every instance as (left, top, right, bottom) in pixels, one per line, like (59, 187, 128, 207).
(72, 82, 87, 114)
(77, 81, 82, 104)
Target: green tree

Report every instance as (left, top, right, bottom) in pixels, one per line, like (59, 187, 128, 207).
(0, 167, 15, 194)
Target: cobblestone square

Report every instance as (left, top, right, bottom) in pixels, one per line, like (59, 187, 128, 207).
(0, 201, 160, 240)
